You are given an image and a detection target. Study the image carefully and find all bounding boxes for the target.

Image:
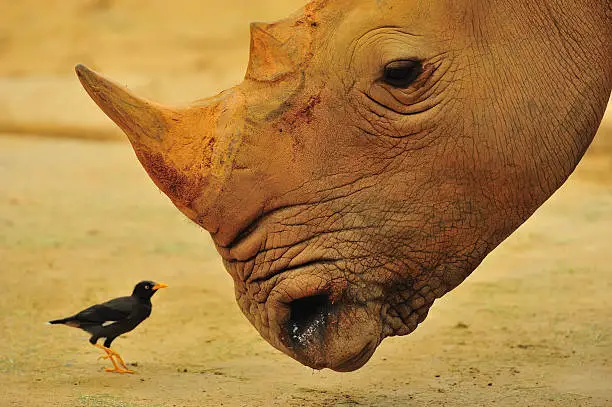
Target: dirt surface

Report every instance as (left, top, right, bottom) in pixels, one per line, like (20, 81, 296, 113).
(1, 135, 611, 407)
(1, 1, 612, 406)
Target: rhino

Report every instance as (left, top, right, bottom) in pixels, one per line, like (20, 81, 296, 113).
(75, 0, 611, 371)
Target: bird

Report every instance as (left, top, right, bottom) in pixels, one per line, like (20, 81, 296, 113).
(48, 280, 168, 374)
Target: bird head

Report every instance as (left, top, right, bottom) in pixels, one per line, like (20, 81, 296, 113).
(132, 281, 168, 299)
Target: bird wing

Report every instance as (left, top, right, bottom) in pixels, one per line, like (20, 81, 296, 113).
(74, 296, 137, 323)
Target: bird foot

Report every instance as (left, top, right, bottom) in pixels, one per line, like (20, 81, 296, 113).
(105, 366, 135, 374)
(92, 344, 134, 373)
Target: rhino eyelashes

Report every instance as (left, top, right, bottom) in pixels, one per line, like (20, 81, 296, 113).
(382, 59, 423, 89)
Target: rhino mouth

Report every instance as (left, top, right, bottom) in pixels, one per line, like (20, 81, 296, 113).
(261, 267, 381, 372)
(283, 294, 377, 371)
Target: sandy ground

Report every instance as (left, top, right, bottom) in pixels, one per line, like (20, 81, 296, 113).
(1, 1, 612, 406)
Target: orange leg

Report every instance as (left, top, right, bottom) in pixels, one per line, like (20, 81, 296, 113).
(92, 344, 135, 374)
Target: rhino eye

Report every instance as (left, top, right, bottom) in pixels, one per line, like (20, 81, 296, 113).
(383, 60, 422, 88)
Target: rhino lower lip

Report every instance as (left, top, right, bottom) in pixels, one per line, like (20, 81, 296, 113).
(332, 342, 376, 372)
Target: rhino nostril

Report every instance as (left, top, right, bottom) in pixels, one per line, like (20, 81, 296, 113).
(287, 294, 332, 346)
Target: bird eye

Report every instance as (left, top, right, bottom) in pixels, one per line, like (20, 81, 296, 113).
(145, 285, 150, 290)
(382, 60, 422, 88)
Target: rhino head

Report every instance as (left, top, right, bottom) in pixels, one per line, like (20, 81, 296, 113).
(77, 0, 611, 371)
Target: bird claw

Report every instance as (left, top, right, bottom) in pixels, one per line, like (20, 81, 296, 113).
(105, 367, 135, 374)
(92, 344, 133, 372)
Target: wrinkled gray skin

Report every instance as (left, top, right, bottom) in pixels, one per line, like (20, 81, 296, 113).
(77, 0, 611, 371)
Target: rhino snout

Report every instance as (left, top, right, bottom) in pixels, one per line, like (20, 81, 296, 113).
(260, 271, 380, 372)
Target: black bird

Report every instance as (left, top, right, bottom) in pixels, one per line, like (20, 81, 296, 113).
(49, 280, 168, 373)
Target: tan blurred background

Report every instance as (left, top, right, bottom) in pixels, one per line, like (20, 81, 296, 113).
(0, 0, 610, 147)
(0, 0, 306, 138)
(0, 1, 611, 406)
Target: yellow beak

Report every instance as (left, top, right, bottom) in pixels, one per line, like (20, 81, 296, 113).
(152, 283, 169, 290)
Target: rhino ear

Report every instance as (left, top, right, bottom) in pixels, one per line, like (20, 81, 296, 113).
(246, 22, 296, 82)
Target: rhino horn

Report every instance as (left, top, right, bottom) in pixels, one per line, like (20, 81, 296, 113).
(245, 6, 320, 83)
(246, 22, 297, 81)
(75, 64, 228, 227)
(75, 64, 177, 143)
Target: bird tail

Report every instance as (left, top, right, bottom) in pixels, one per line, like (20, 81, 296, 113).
(48, 317, 76, 326)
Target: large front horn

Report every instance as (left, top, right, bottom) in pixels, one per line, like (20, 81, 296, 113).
(76, 64, 231, 229)
(76, 64, 172, 144)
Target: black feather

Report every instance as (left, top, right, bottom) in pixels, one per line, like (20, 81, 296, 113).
(49, 280, 164, 348)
